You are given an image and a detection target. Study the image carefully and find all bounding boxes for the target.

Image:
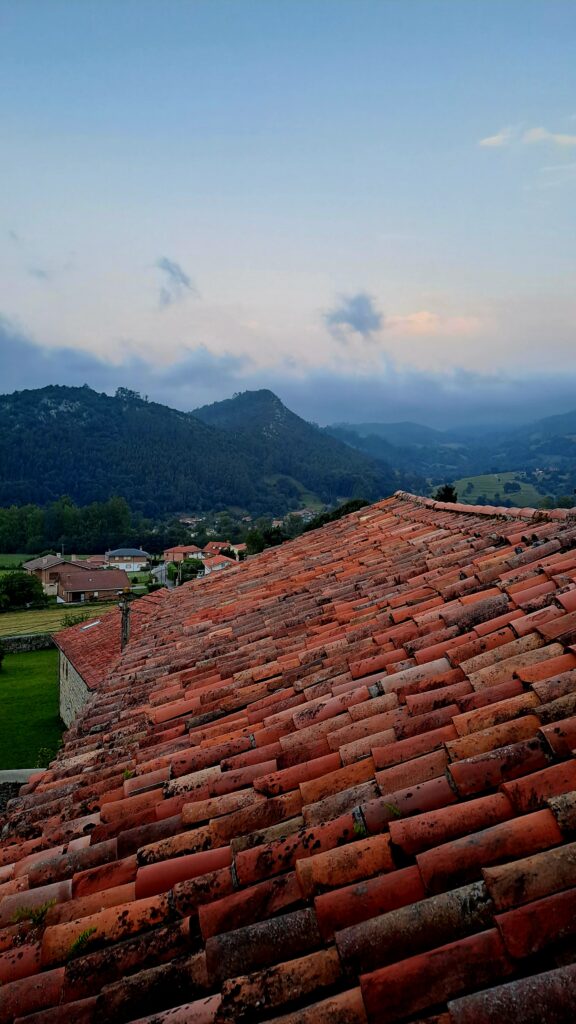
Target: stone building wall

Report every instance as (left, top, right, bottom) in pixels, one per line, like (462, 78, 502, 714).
(59, 651, 91, 727)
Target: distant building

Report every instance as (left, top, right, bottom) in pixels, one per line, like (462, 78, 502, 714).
(105, 548, 149, 571)
(163, 545, 206, 563)
(22, 555, 92, 596)
(84, 555, 107, 568)
(203, 541, 232, 556)
(202, 555, 236, 576)
(230, 542, 247, 559)
(56, 568, 131, 604)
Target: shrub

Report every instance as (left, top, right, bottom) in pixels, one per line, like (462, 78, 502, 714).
(434, 484, 458, 503)
(62, 610, 92, 628)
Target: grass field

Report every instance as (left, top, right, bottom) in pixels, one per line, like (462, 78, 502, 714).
(0, 603, 113, 638)
(0, 649, 62, 769)
(452, 472, 545, 507)
(0, 554, 29, 569)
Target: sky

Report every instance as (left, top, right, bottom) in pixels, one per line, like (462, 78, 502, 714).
(1, 0, 575, 427)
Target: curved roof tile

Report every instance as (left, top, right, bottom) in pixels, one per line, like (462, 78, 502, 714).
(3, 492, 576, 1022)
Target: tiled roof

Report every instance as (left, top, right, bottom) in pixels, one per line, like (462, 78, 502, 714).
(164, 546, 203, 557)
(3, 491, 576, 1022)
(202, 555, 236, 569)
(57, 569, 132, 595)
(53, 592, 165, 692)
(106, 549, 150, 558)
(22, 555, 65, 571)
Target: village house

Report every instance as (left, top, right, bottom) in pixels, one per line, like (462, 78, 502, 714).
(84, 554, 107, 568)
(202, 540, 232, 556)
(105, 547, 150, 571)
(229, 541, 247, 559)
(22, 554, 92, 595)
(201, 553, 236, 575)
(53, 590, 164, 724)
(56, 567, 131, 604)
(162, 544, 206, 563)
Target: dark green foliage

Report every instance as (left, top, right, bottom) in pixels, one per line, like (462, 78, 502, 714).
(218, 546, 236, 560)
(0, 639, 4, 671)
(245, 529, 266, 554)
(62, 610, 92, 627)
(0, 570, 47, 611)
(302, 498, 369, 533)
(0, 495, 192, 556)
(0, 385, 399, 518)
(179, 558, 205, 581)
(434, 484, 458, 503)
(193, 389, 400, 507)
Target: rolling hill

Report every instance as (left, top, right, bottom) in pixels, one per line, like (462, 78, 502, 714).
(0, 386, 404, 516)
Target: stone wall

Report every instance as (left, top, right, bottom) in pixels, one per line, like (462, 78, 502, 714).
(59, 652, 91, 727)
(1, 633, 55, 654)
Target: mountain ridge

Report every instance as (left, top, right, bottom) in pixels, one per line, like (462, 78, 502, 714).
(0, 385, 405, 516)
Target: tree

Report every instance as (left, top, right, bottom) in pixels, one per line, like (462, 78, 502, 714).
(0, 571, 47, 611)
(246, 529, 265, 554)
(179, 558, 205, 582)
(434, 484, 458, 503)
(219, 547, 236, 561)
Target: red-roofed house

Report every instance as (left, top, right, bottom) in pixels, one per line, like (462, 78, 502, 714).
(22, 555, 92, 595)
(56, 567, 131, 603)
(201, 554, 236, 575)
(163, 544, 206, 563)
(203, 540, 232, 556)
(54, 591, 165, 724)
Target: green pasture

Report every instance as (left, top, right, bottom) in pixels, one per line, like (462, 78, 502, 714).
(0, 603, 112, 638)
(0, 649, 62, 769)
(452, 472, 544, 508)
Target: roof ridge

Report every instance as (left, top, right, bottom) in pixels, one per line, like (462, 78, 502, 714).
(394, 489, 576, 524)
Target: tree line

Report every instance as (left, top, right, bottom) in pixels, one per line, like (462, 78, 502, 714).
(0, 496, 191, 555)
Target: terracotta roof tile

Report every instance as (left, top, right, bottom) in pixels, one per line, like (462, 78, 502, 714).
(5, 491, 576, 1020)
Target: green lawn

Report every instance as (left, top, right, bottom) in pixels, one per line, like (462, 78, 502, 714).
(452, 472, 544, 507)
(0, 554, 29, 569)
(0, 603, 112, 638)
(0, 649, 62, 769)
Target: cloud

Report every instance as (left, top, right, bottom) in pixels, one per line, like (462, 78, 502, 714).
(267, 362, 576, 431)
(479, 129, 512, 148)
(325, 293, 384, 340)
(4, 315, 576, 432)
(28, 267, 50, 281)
(387, 311, 482, 337)
(522, 126, 576, 147)
(479, 125, 576, 149)
(0, 315, 249, 410)
(156, 257, 198, 308)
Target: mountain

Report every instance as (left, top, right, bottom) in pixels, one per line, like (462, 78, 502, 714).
(0, 386, 404, 516)
(192, 389, 405, 506)
(328, 410, 576, 504)
(330, 420, 445, 446)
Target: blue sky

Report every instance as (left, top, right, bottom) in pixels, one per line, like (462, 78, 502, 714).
(1, 0, 575, 426)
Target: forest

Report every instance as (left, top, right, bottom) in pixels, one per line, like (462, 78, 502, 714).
(0, 495, 190, 555)
(0, 385, 403, 517)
